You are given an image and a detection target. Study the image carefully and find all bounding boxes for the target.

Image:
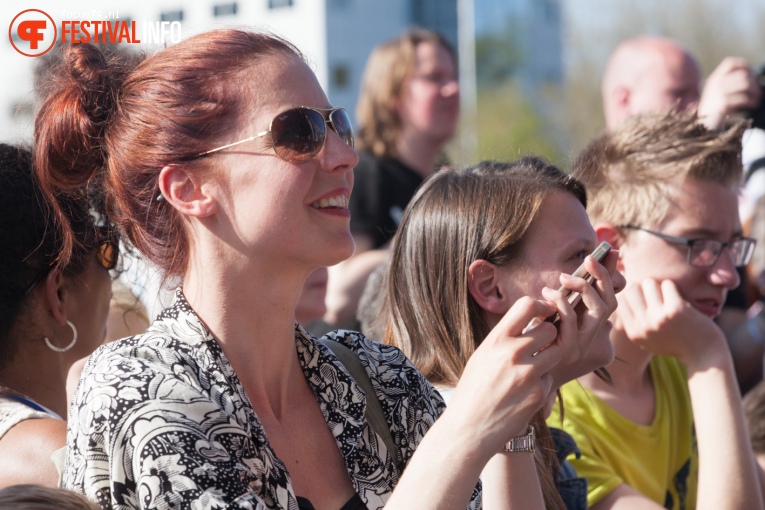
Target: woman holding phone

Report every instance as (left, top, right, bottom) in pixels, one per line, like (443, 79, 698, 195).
(36, 30, 594, 509)
(380, 158, 624, 509)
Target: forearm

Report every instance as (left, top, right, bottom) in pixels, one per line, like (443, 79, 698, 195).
(687, 350, 764, 510)
(481, 453, 544, 510)
(386, 414, 488, 509)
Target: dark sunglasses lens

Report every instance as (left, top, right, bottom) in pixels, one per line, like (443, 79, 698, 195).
(271, 108, 325, 162)
(329, 108, 354, 149)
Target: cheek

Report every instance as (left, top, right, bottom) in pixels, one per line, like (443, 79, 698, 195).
(507, 266, 559, 302)
(621, 244, 667, 283)
(406, 86, 438, 118)
(229, 174, 305, 234)
(537, 270, 564, 295)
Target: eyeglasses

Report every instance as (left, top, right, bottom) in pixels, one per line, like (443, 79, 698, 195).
(196, 106, 354, 163)
(23, 226, 119, 296)
(619, 225, 756, 268)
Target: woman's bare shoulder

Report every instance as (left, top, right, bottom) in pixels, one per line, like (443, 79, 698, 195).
(0, 417, 66, 487)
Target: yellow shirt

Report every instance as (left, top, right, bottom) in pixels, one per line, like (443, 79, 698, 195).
(548, 356, 698, 509)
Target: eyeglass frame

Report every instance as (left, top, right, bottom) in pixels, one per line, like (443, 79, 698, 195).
(618, 224, 756, 268)
(195, 106, 354, 160)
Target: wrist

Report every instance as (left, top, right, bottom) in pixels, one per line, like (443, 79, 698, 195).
(499, 425, 535, 454)
(680, 332, 732, 375)
(432, 406, 500, 466)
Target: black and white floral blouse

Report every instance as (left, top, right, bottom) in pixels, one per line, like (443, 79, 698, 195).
(64, 290, 481, 509)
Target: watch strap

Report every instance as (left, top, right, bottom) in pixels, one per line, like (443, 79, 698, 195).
(500, 425, 535, 453)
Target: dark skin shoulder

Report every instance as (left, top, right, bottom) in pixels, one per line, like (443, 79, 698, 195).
(0, 417, 66, 488)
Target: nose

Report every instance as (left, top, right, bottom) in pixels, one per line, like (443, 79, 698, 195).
(441, 77, 459, 98)
(612, 268, 627, 294)
(708, 247, 741, 289)
(321, 127, 358, 174)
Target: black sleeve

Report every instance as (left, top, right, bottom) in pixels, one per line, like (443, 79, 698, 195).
(349, 152, 388, 249)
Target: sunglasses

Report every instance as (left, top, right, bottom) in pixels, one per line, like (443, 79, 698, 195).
(23, 226, 119, 296)
(196, 106, 354, 163)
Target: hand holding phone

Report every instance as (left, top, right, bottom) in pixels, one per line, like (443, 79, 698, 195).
(526, 241, 613, 331)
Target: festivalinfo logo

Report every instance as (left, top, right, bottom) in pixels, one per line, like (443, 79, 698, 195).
(9, 9, 57, 57)
(9, 9, 183, 57)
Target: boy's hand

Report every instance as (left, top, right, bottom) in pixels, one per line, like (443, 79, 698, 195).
(616, 278, 728, 369)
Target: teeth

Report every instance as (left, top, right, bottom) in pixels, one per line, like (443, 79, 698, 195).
(312, 195, 348, 209)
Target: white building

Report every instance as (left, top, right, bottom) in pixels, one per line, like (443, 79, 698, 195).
(1, 0, 458, 144)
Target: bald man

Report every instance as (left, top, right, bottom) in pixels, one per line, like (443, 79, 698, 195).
(602, 36, 760, 129)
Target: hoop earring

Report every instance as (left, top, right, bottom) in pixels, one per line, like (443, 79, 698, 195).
(44, 321, 78, 353)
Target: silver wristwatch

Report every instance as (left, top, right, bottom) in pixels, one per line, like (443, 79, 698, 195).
(500, 425, 535, 453)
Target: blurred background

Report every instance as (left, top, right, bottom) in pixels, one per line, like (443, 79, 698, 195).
(2, 0, 764, 168)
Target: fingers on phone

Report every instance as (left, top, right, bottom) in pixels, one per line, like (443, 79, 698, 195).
(602, 249, 619, 273)
(542, 285, 576, 325)
(502, 296, 556, 336)
(583, 255, 620, 312)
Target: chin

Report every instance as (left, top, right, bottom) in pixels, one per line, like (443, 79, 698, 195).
(586, 332, 616, 370)
(322, 238, 355, 266)
(594, 343, 617, 369)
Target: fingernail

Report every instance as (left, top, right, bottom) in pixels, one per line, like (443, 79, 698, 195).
(523, 317, 543, 334)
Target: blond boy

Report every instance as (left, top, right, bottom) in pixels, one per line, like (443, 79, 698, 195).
(551, 110, 763, 510)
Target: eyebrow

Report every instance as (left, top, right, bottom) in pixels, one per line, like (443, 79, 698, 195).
(560, 237, 597, 254)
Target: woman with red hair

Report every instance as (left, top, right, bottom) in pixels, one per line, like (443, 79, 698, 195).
(35, 29, 594, 509)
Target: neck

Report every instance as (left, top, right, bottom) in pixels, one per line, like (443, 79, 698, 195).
(394, 131, 444, 178)
(183, 248, 309, 420)
(0, 341, 68, 418)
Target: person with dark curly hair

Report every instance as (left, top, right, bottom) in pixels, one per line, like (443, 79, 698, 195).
(0, 143, 116, 487)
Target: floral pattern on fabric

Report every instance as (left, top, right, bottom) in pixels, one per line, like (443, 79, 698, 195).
(64, 290, 481, 509)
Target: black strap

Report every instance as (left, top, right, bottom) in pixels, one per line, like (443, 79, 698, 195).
(319, 339, 399, 470)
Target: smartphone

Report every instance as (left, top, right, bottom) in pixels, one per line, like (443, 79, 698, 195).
(526, 241, 612, 331)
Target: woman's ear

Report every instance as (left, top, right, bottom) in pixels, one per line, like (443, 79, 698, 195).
(467, 260, 511, 315)
(158, 164, 217, 217)
(42, 268, 68, 325)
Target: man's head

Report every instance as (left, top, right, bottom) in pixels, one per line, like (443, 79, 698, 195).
(602, 37, 701, 129)
(572, 110, 750, 318)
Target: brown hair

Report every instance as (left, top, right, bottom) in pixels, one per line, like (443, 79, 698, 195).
(382, 157, 585, 510)
(571, 109, 747, 229)
(0, 484, 99, 509)
(34, 29, 302, 277)
(355, 28, 456, 158)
